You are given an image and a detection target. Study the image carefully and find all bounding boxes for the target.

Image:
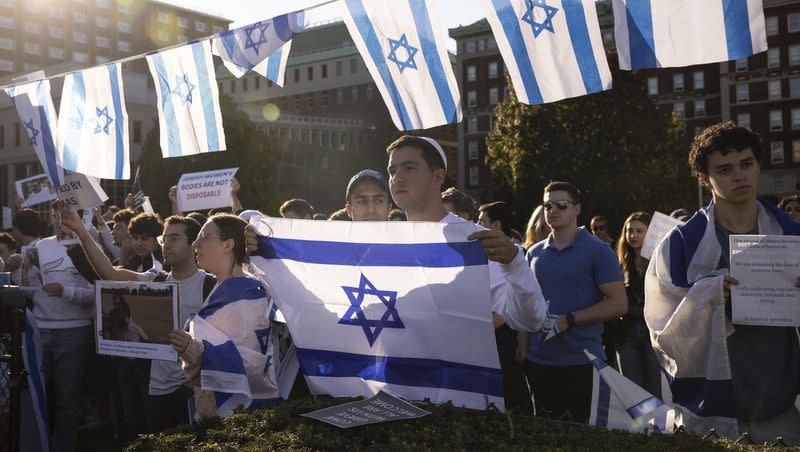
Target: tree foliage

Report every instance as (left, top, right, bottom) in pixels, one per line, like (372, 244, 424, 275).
(486, 50, 695, 230)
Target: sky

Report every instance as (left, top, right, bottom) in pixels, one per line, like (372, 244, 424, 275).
(162, 0, 487, 49)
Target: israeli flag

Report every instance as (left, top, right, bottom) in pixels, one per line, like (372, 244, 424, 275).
(212, 9, 309, 80)
(250, 42, 292, 86)
(58, 63, 129, 180)
(586, 350, 675, 434)
(189, 277, 280, 416)
(249, 217, 504, 411)
(613, 0, 767, 70)
(339, 0, 462, 131)
(22, 311, 51, 452)
(483, 0, 612, 104)
(147, 41, 226, 158)
(5, 81, 65, 186)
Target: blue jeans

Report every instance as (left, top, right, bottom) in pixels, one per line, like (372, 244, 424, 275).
(616, 320, 661, 397)
(39, 326, 93, 452)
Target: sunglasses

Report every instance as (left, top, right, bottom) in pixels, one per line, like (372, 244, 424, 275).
(543, 200, 574, 211)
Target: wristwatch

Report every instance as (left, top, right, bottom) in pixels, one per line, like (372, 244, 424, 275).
(566, 312, 576, 329)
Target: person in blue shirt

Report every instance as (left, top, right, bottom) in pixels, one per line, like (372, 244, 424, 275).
(525, 181, 628, 422)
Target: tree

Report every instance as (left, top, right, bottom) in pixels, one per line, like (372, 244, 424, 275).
(137, 94, 280, 216)
(486, 50, 695, 231)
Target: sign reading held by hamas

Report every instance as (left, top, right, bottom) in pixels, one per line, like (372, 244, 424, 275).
(176, 168, 238, 212)
(301, 391, 430, 428)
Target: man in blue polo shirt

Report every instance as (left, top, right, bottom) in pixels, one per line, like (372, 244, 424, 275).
(525, 181, 628, 422)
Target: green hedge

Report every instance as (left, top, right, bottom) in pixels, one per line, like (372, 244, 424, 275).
(128, 397, 779, 451)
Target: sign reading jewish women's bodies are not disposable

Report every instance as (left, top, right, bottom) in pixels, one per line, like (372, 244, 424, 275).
(302, 391, 430, 428)
(53, 172, 109, 210)
(176, 168, 238, 212)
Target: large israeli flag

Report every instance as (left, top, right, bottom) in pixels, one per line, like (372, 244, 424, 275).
(613, 0, 767, 70)
(339, 0, 462, 131)
(249, 217, 504, 411)
(483, 0, 612, 104)
(58, 63, 129, 180)
(189, 277, 281, 416)
(212, 9, 309, 80)
(147, 41, 226, 158)
(586, 350, 675, 434)
(5, 80, 65, 186)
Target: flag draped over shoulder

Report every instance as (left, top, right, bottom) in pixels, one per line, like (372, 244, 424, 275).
(189, 277, 280, 416)
(147, 41, 226, 158)
(339, 0, 462, 131)
(57, 63, 130, 180)
(613, 0, 767, 70)
(5, 80, 64, 186)
(644, 199, 800, 438)
(212, 9, 310, 81)
(586, 350, 675, 434)
(248, 217, 504, 411)
(482, 0, 612, 104)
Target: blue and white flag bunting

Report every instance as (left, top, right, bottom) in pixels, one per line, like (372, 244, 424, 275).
(249, 217, 504, 411)
(212, 9, 309, 80)
(250, 42, 292, 87)
(57, 63, 130, 180)
(339, 0, 462, 131)
(483, 0, 612, 104)
(586, 350, 675, 435)
(5, 80, 65, 186)
(147, 41, 226, 158)
(22, 310, 51, 452)
(613, 0, 767, 70)
(189, 277, 281, 416)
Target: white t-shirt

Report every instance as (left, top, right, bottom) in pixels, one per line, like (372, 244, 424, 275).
(139, 269, 211, 395)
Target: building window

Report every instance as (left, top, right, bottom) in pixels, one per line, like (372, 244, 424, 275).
(213, 26, 223, 33)
(96, 16, 109, 28)
(322, 64, 327, 78)
(468, 141, 478, 160)
(158, 11, 170, 23)
(242, 78, 248, 91)
(736, 83, 749, 103)
(673, 73, 684, 91)
(178, 17, 189, 28)
(293, 68, 299, 83)
(307, 66, 313, 81)
(468, 117, 478, 133)
(478, 39, 485, 51)
(118, 40, 130, 52)
(24, 22, 40, 33)
(255, 77, 260, 90)
(0, 16, 14, 30)
(95, 55, 110, 64)
(350, 58, 358, 73)
(768, 48, 780, 68)
(0, 58, 14, 71)
(488, 37, 497, 49)
(0, 38, 13, 50)
(49, 27, 64, 39)
(770, 110, 783, 131)
(196, 21, 207, 32)
(367, 84, 374, 100)
(693, 71, 704, 90)
(467, 65, 476, 82)
(467, 90, 477, 108)
(489, 62, 498, 79)
(469, 166, 479, 186)
(466, 41, 476, 53)
(791, 78, 800, 97)
(48, 46, 64, 59)
(118, 1, 130, 13)
(768, 80, 781, 99)
(158, 31, 170, 41)
(489, 87, 499, 105)
(177, 34, 188, 43)
(49, 7, 65, 19)
(774, 175, 785, 192)
(23, 42, 40, 55)
(673, 102, 685, 118)
(792, 108, 800, 130)
(72, 51, 88, 64)
(790, 45, 800, 65)
(15, 122, 19, 146)
(735, 58, 748, 72)
(793, 140, 800, 163)
(770, 141, 784, 164)
(73, 31, 87, 43)
(118, 21, 131, 33)
(96, 0, 109, 8)
(352, 86, 359, 103)
(647, 77, 658, 95)
(96, 36, 110, 48)
(336, 88, 343, 105)
(766, 16, 779, 35)
(694, 99, 705, 117)
(788, 12, 800, 33)
(72, 11, 87, 23)
(737, 112, 751, 127)
(336, 61, 342, 76)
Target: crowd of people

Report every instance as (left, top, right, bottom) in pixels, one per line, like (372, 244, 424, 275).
(2, 121, 799, 450)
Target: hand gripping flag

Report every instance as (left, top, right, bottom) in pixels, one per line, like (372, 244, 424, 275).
(189, 277, 281, 416)
(586, 350, 675, 434)
(58, 63, 129, 180)
(147, 40, 226, 158)
(482, 0, 612, 104)
(248, 216, 505, 411)
(5, 80, 65, 186)
(613, 0, 767, 70)
(339, 0, 462, 131)
(212, 9, 310, 84)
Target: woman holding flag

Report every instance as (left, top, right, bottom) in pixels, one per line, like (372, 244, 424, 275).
(169, 213, 281, 421)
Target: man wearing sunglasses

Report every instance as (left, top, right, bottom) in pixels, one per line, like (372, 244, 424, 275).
(524, 181, 628, 422)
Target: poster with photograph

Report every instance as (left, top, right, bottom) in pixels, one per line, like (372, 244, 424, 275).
(95, 281, 180, 361)
(19, 245, 42, 288)
(15, 174, 57, 208)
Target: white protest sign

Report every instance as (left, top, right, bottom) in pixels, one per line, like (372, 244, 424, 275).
(141, 196, 154, 214)
(730, 235, 800, 327)
(176, 168, 238, 212)
(640, 212, 685, 260)
(301, 391, 430, 428)
(53, 172, 108, 210)
(16, 174, 56, 208)
(2, 207, 11, 230)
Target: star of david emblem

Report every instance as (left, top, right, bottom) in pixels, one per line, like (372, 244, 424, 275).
(172, 73, 196, 105)
(521, 0, 559, 38)
(244, 21, 270, 54)
(540, 300, 560, 341)
(93, 106, 113, 135)
(387, 33, 419, 73)
(24, 119, 40, 147)
(339, 273, 404, 346)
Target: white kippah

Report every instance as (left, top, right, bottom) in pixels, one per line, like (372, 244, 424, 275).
(419, 136, 447, 172)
